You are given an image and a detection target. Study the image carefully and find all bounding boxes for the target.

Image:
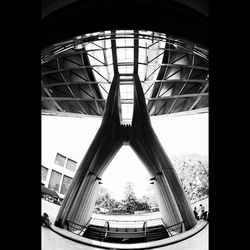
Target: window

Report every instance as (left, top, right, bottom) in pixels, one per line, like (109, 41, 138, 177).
(41, 166, 48, 181)
(48, 170, 62, 192)
(60, 175, 73, 195)
(65, 158, 77, 172)
(54, 153, 66, 167)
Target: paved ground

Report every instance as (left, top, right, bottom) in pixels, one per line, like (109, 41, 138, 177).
(42, 224, 208, 250)
(156, 225, 208, 250)
(41, 199, 208, 250)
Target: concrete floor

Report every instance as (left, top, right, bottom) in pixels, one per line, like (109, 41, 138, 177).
(41, 199, 208, 250)
(42, 224, 208, 250)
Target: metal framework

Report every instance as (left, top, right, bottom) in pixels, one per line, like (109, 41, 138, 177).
(41, 30, 208, 120)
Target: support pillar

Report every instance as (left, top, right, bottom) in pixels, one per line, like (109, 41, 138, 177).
(54, 73, 197, 231)
(131, 74, 197, 230)
(55, 74, 123, 227)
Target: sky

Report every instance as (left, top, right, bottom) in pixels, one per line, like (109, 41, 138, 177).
(41, 112, 208, 201)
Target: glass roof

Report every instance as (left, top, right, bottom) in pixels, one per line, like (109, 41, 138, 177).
(41, 30, 209, 121)
(75, 30, 168, 123)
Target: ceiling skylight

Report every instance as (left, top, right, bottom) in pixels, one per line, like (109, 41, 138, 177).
(41, 30, 208, 118)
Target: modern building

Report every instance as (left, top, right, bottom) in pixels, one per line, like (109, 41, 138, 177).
(41, 0, 208, 247)
(41, 152, 78, 198)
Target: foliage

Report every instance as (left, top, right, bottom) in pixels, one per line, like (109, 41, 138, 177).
(122, 182, 137, 213)
(170, 153, 209, 202)
(94, 153, 208, 212)
(94, 184, 152, 214)
(94, 187, 115, 210)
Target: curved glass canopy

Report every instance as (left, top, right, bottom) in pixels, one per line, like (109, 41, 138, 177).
(41, 30, 208, 122)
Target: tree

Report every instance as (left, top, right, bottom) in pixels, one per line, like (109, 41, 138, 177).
(122, 182, 137, 213)
(95, 187, 115, 211)
(144, 184, 159, 209)
(170, 153, 209, 202)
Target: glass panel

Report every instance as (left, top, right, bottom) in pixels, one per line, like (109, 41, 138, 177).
(117, 48, 134, 63)
(41, 166, 48, 181)
(120, 85, 134, 99)
(121, 103, 133, 122)
(125, 38, 134, 46)
(85, 42, 101, 50)
(138, 64, 146, 81)
(92, 40, 104, 48)
(138, 48, 146, 63)
(125, 49, 134, 61)
(116, 30, 126, 34)
(99, 84, 109, 99)
(139, 30, 153, 36)
(118, 66, 133, 74)
(83, 30, 167, 105)
(173, 55, 188, 65)
(105, 49, 113, 64)
(65, 158, 77, 172)
(104, 30, 111, 36)
(116, 38, 126, 47)
(103, 39, 111, 49)
(87, 50, 104, 65)
(165, 68, 181, 80)
(108, 65, 114, 79)
(54, 153, 66, 167)
(48, 170, 62, 192)
(143, 82, 154, 99)
(94, 67, 108, 81)
(60, 175, 73, 195)
(139, 38, 149, 47)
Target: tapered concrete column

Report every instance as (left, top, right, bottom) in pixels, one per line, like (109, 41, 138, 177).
(55, 74, 123, 227)
(131, 74, 197, 230)
(55, 73, 197, 231)
(130, 137, 182, 227)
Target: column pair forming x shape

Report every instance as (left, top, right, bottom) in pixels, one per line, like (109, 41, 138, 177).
(55, 73, 197, 231)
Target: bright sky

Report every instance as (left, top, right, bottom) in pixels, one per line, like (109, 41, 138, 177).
(41, 112, 208, 201)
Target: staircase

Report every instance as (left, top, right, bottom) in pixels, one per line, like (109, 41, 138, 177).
(105, 227, 146, 243)
(79, 219, 183, 243)
(82, 225, 104, 241)
(82, 225, 171, 243)
(146, 225, 170, 241)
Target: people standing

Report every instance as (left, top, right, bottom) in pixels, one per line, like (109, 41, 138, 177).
(41, 212, 52, 227)
(193, 207, 199, 220)
(198, 204, 205, 219)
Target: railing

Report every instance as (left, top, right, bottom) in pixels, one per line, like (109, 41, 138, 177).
(100, 220, 110, 241)
(66, 217, 185, 240)
(66, 217, 92, 235)
(165, 221, 184, 236)
(92, 218, 145, 227)
(66, 220, 86, 235)
(143, 221, 148, 241)
(103, 230, 146, 238)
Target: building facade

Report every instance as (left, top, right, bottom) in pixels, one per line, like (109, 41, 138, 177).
(41, 152, 78, 198)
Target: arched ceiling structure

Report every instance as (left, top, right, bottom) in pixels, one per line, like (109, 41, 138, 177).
(41, 0, 209, 118)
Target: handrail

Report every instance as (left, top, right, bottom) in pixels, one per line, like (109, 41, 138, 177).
(143, 221, 148, 241)
(100, 220, 109, 241)
(166, 221, 184, 236)
(102, 230, 145, 234)
(66, 220, 86, 235)
(67, 217, 185, 240)
(160, 218, 172, 236)
(85, 217, 92, 227)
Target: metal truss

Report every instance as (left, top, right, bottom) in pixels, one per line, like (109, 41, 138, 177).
(41, 30, 209, 117)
